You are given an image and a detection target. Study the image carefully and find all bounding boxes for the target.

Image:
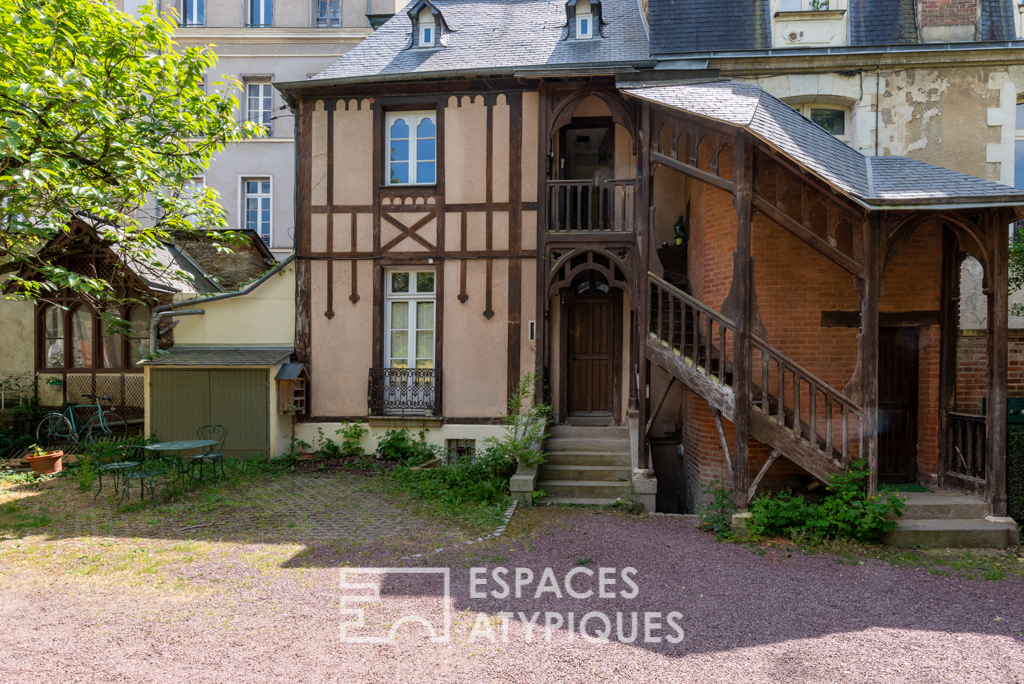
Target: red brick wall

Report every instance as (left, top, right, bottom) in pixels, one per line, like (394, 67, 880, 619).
(919, 0, 979, 26)
(680, 174, 949, 497)
(955, 333, 1024, 414)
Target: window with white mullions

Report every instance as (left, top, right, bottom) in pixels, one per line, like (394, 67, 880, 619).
(247, 82, 274, 135)
(386, 271, 435, 370)
(386, 111, 436, 185)
(794, 103, 849, 144)
(179, 0, 204, 26)
(248, 0, 273, 26)
(576, 0, 593, 38)
(244, 179, 272, 245)
(316, 0, 341, 26)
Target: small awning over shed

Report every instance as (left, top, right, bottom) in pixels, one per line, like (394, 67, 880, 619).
(140, 347, 293, 366)
(275, 363, 307, 380)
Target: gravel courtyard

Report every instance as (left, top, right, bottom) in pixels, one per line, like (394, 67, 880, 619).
(1, 472, 1023, 683)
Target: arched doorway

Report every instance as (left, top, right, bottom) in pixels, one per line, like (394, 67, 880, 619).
(565, 270, 620, 419)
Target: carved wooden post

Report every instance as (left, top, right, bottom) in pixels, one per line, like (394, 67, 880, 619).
(985, 209, 1009, 516)
(294, 98, 313, 370)
(936, 226, 961, 491)
(636, 99, 652, 474)
(860, 214, 882, 497)
(731, 133, 753, 507)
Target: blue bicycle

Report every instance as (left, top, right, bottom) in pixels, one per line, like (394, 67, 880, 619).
(35, 394, 128, 449)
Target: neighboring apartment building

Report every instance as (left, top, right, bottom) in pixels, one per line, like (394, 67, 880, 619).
(119, 0, 392, 258)
(273, 0, 1024, 540)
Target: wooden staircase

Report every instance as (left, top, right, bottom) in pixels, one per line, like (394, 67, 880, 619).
(647, 274, 861, 492)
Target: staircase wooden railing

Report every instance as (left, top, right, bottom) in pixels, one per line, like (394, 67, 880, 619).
(648, 273, 862, 468)
(546, 179, 635, 234)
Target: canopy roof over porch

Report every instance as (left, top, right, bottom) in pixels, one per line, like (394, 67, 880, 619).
(622, 79, 1024, 210)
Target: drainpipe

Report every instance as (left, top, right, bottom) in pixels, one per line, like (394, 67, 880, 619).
(148, 254, 297, 356)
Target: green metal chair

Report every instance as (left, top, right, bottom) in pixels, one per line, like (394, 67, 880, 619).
(191, 424, 227, 486)
(94, 443, 142, 501)
(119, 451, 179, 510)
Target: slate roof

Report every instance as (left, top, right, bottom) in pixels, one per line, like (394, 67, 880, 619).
(308, 0, 651, 84)
(650, 0, 770, 55)
(848, 0, 918, 47)
(622, 80, 1024, 207)
(979, 0, 1018, 40)
(128, 242, 222, 295)
(140, 347, 293, 366)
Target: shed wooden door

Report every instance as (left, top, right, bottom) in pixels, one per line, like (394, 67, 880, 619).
(150, 369, 269, 458)
(568, 296, 614, 415)
(877, 327, 919, 483)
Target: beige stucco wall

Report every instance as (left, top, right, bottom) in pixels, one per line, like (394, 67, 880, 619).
(294, 422, 506, 455)
(446, 96, 490, 204)
(171, 262, 296, 347)
(0, 297, 34, 376)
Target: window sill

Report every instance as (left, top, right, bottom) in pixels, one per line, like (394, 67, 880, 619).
(774, 9, 846, 19)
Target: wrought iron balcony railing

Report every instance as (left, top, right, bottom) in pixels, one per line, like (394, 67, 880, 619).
(546, 178, 636, 235)
(368, 368, 442, 416)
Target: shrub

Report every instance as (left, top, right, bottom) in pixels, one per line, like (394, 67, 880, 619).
(482, 372, 552, 468)
(375, 428, 437, 463)
(390, 444, 516, 510)
(697, 477, 737, 539)
(748, 459, 905, 543)
(1008, 425, 1024, 523)
(336, 423, 368, 457)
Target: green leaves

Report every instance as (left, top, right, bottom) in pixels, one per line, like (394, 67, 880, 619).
(0, 0, 261, 302)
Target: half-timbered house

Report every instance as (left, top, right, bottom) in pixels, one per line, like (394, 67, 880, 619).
(276, 0, 1024, 532)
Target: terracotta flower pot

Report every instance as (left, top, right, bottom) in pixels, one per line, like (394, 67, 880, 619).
(26, 450, 63, 475)
(299, 452, 316, 461)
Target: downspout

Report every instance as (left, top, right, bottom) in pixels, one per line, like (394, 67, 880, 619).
(148, 254, 297, 356)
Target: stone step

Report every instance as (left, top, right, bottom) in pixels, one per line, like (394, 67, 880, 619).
(537, 480, 633, 499)
(887, 492, 989, 520)
(548, 425, 630, 439)
(882, 519, 1018, 549)
(538, 464, 632, 482)
(544, 436, 630, 453)
(535, 496, 623, 506)
(542, 451, 632, 467)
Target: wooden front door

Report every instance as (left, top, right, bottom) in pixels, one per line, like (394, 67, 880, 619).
(568, 290, 614, 415)
(878, 327, 919, 483)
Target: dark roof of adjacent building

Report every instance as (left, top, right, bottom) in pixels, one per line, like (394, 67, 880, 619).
(848, 0, 918, 47)
(307, 0, 651, 84)
(140, 347, 294, 366)
(979, 0, 1018, 40)
(622, 80, 1024, 206)
(650, 0, 770, 55)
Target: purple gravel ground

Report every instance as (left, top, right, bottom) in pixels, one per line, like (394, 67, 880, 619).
(1, 510, 1023, 683)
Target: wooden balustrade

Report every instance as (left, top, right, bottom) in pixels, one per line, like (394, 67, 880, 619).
(546, 179, 635, 234)
(947, 411, 986, 482)
(648, 273, 861, 468)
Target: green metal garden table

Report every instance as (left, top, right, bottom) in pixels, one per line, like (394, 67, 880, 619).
(121, 439, 218, 508)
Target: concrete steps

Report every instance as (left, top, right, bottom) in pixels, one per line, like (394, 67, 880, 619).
(539, 425, 632, 502)
(882, 491, 1019, 548)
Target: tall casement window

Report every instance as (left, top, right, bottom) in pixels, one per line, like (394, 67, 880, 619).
(1015, 102, 1024, 191)
(316, 0, 341, 26)
(385, 270, 435, 370)
(418, 6, 436, 46)
(248, 0, 273, 26)
(386, 111, 436, 185)
(179, 0, 204, 26)
(576, 0, 593, 38)
(244, 178, 272, 245)
(796, 104, 849, 144)
(247, 82, 274, 134)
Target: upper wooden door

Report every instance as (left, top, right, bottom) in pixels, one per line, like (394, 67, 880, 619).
(877, 327, 919, 483)
(568, 293, 614, 415)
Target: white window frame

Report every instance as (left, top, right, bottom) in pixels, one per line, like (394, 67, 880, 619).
(779, 0, 831, 10)
(242, 177, 272, 245)
(248, 0, 273, 26)
(385, 110, 437, 186)
(315, 0, 341, 27)
(246, 81, 274, 135)
(1014, 101, 1024, 191)
(384, 269, 436, 370)
(797, 103, 849, 144)
(180, 0, 204, 26)
(577, 12, 593, 38)
(418, 7, 436, 47)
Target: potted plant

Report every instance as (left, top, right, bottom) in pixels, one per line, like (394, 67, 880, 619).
(293, 438, 315, 461)
(25, 444, 63, 475)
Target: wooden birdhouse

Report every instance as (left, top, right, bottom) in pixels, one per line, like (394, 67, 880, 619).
(276, 363, 309, 415)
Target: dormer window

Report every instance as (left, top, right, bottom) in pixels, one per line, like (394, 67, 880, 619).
(417, 6, 436, 47)
(576, 0, 593, 39)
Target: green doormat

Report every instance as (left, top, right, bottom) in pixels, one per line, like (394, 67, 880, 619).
(878, 483, 931, 492)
